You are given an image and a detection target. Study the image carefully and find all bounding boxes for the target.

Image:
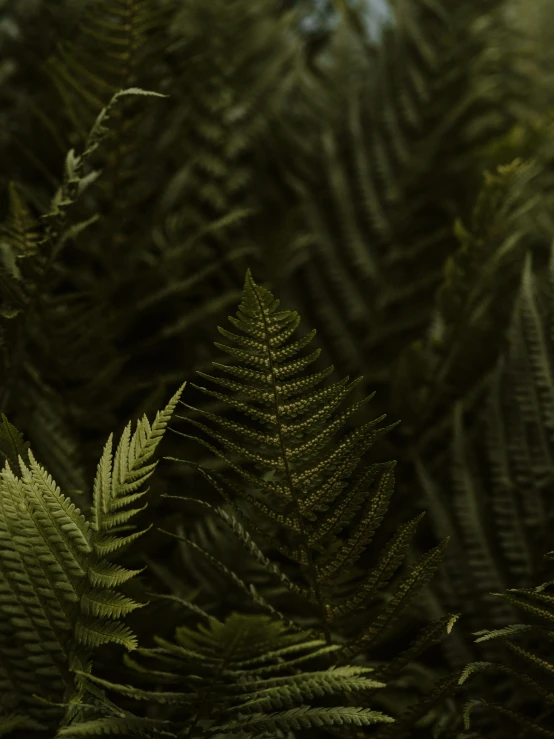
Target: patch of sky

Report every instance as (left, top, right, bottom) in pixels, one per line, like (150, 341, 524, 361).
(296, 0, 394, 44)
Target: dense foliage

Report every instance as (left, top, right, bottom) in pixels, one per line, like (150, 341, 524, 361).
(1, 0, 554, 736)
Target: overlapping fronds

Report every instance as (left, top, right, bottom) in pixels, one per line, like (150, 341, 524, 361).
(391, 155, 554, 455)
(6, 0, 317, 493)
(459, 574, 554, 737)
(80, 611, 394, 736)
(45, 0, 171, 141)
(0, 88, 158, 413)
(0, 88, 167, 515)
(157, 0, 316, 294)
(0, 382, 184, 732)
(269, 0, 530, 394)
(158, 501, 293, 615)
(164, 270, 455, 735)
(1, 2, 554, 738)
(414, 240, 554, 692)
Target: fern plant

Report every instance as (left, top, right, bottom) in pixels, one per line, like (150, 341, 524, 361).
(392, 154, 554, 457)
(413, 234, 554, 734)
(2, 2, 554, 738)
(164, 269, 455, 734)
(0, 271, 457, 738)
(0, 382, 185, 736)
(459, 573, 554, 737)
(0, 85, 166, 498)
(266, 0, 536, 389)
(80, 611, 395, 737)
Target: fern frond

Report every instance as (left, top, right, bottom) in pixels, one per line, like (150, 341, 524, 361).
(168, 271, 447, 662)
(417, 239, 554, 682)
(91, 381, 185, 545)
(374, 613, 460, 683)
(0, 384, 184, 729)
(55, 715, 176, 737)
(392, 156, 544, 446)
(162, 269, 452, 737)
(45, 0, 171, 143)
(373, 672, 462, 739)
(218, 704, 393, 732)
(82, 612, 393, 735)
(456, 244, 554, 734)
(275, 0, 534, 399)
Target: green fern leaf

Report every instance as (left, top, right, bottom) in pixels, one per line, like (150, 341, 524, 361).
(83, 612, 393, 735)
(218, 704, 394, 732)
(0, 413, 30, 471)
(0, 384, 184, 729)
(167, 270, 449, 697)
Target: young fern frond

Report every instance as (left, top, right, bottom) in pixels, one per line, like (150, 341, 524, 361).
(0, 382, 184, 731)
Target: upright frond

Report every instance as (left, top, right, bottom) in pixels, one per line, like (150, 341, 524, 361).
(0, 385, 184, 731)
(167, 270, 452, 732)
